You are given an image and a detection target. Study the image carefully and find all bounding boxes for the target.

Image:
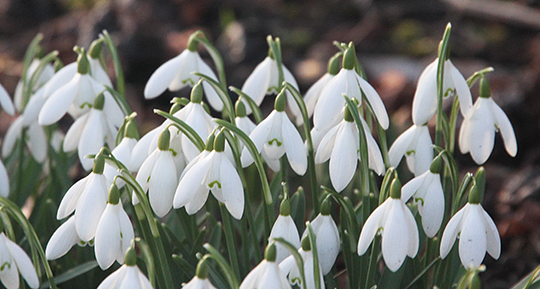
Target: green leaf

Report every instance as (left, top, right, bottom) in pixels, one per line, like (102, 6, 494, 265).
(100, 30, 125, 98)
(273, 237, 307, 289)
(39, 260, 98, 288)
(203, 243, 240, 289)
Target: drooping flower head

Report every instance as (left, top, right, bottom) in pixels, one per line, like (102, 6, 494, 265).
(269, 198, 300, 264)
(183, 259, 217, 289)
(313, 43, 389, 131)
(240, 243, 291, 289)
(357, 178, 419, 272)
(241, 90, 307, 176)
(388, 124, 433, 176)
(0, 82, 15, 116)
(459, 77, 517, 165)
(412, 57, 473, 125)
(0, 231, 40, 289)
(279, 236, 325, 289)
(97, 246, 153, 289)
(144, 32, 223, 111)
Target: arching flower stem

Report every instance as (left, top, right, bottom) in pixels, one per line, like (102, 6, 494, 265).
(435, 23, 452, 147)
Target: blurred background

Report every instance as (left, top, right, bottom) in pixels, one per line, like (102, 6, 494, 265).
(1, 0, 540, 287)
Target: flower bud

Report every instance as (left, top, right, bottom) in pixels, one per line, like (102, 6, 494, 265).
(158, 129, 171, 151)
(187, 37, 199, 52)
(264, 242, 277, 262)
(124, 119, 139, 139)
(468, 184, 481, 204)
(274, 89, 287, 112)
(344, 105, 354, 122)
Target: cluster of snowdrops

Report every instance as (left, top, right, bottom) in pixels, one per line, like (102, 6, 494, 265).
(0, 23, 517, 288)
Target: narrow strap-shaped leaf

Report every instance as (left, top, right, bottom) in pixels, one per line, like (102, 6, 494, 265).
(404, 257, 441, 289)
(203, 243, 240, 289)
(307, 222, 322, 289)
(273, 237, 308, 289)
(39, 260, 97, 288)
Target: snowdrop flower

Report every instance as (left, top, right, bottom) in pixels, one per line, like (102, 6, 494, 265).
(316, 105, 385, 192)
(241, 243, 291, 289)
(0, 82, 15, 116)
(240, 49, 300, 119)
(46, 216, 84, 260)
(313, 44, 389, 131)
(0, 232, 40, 289)
(56, 153, 110, 242)
(38, 50, 106, 126)
(135, 129, 177, 218)
(104, 119, 139, 184)
(0, 160, 8, 197)
(459, 78, 517, 165)
(14, 57, 55, 112)
(299, 54, 339, 126)
(97, 247, 152, 289)
(440, 184, 501, 268)
(412, 58, 473, 126)
(2, 116, 47, 163)
(388, 124, 433, 176)
(182, 259, 217, 289)
(144, 35, 222, 111)
(174, 131, 244, 219)
(279, 236, 325, 289)
(300, 198, 340, 275)
(358, 178, 419, 272)
(63, 92, 123, 170)
(401, 156, 445, 238)
(269, 198, 300, 263)
(234, 100, 256, 141)
(241, 91, 307, 176)
(94, 184, 135, 270)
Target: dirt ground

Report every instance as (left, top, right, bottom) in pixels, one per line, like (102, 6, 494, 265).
(1, 0, 540, 287)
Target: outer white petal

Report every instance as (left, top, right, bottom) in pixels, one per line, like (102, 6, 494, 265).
(103, 91, 125, 128)
(131, 128, 161, 172)
(491, 98, 517, 157)
(96, 265, 126, 289)
(308, 215, 340, 275)
(440, 205, 467, 259)
(388, 125, 416, 169)
(95, 204, 122, 270)
(403, 203, 419, 258)
(144, 52, 185, 99)
(183, 276, 217, 289)
(421, 176, 445, 238)
(134, 149, 159, 204)
(360, 117, 385, 175)
(240, 261, 266, 289)
(174, 154, 212, 208)
(38, 74, 81, 125)
(358, 199, 389, 255)
(89, 58, 113, 87)
(381, 199, 411, 272)
(169, 51, 198, 91)
(314, 124, 340, 164)
(198, 57, 223, 111)
(412, 61, 438, 125)
(42, 63, 77, 99)
(401, 173, 427, 202)
(119, 266, 143, 289)
(5, 235, 39, 288)
(148, 151, 177, 217)
(63, 114, 89, 152)
(269, 215, 300, 263)
(410, 125, 433, 176)
(184, 186, 209, 215)
(2, 117, 23, 158)
(46, 217, 80, 260)
(78, 110, 106, 171)
(303, 73, 333, 122)
(458, 204, 487, 268)
(56, 175, 90, 219)
(329, 123, 357, 192)
(0, 253, 19, 289)
(0, 160, 9, 198)
(313, 69, 348, 130)
(27, 122, 47, 162)
(255, 261, 292, 289)
(117, 207, 135, 264)
(467, 99, 496, 164)
(481, 206, 501, 259)
(281, 113, 307, 175)
(21, 88, 45, 126)
(241, 57, 273, 108)
(219, 155, 244, 219)
(0, 83, 15, 115)
(75, 174, 108, 241)
(241, 111, 275, 167)
(448, 61, 473, 117)
(356, 75, 389, 129)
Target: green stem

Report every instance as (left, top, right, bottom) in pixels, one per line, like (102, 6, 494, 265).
(220, 204, 241, 280)
(229, 86, 263, 123)
(100, 30, 125, 98)
(203, 244, 240, 289)
(192, 31, 228, 91)
(365, 235, 380, 289)
(435, 23, 452, 147)
(154, 109, 205, 151)
(344, 97, 370, 197)
(267, 36, 284, 91)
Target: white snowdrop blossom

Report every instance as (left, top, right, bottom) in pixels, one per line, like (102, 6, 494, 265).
(316, 108, 385, 192)
(144, 41, 223, 111)
(301, 200, 340, 275)
(269, 199, 300, 263)
(45, 217, 83, 260)
(388, 124, 433, 176)
(401, 157, 445, 238)
(56, 154, 110, 242)
(97, 248, 152, 289)
(63, 92, 123, 171)
(14, 58, 55, 112)
(412, 58, 473, 125)
(0, 82, 15, 116)
(459, 78, 517, 165)
(174, 132, 244, 219)
(358, 180, 419, 272)
(38, 52, 106, 125)
(0, 233, 40, 289)
(134, 129, 178, 218)
(313, 46, 389, 131)
(94, 184, 135, 270)
(104, 120, 139, 185)
(240, 55, 301, 119)
(0, 160, 9, 197)
(440, 203, 501, 268)
(279, 238, 325, 289)
(182, 259, 216, 289)
(241, 92, 307, 176)
(2, 116, 47, 163)
(241, 243, 291, 289)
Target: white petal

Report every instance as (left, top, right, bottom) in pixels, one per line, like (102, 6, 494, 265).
(467, 99, 496, 164)
(63, 114, 89, 152)
(0, 83, 15, 115)
(57, 175, 90, 219)
(118, 207, 135, 264)
(361, 117, 385, 175)
(198, 58, 223, 111)
(403, 203, 419, 258)
(103, 91, 125, 128)
(311, 215, 340, 275)
(75, 174, 108, 241)
(412, 61, 438, 125)
(0, 161, 9, 198)
(95, 204, 122, 270)
(410, 125, 433, 176)
(2, 117, 23, 158)
(381, 199, 410, 272)
(42, 63, 77, 99)
(458, 204, 487, 268)
(21, 88, 45, 126)
(97, 265, 125, 289)
(329, 123, 357, 192)
(27, 122, 47, 162)
(303, 74, 333, 121)
(169, 51, 198, 91)
(131, 128, 160, 172)
(184, 186, 210, 215)
(220, 155, 244, 219)
(5, 236, 39, 288)
(481, 206, 501, 260)
(401, 172, 427, 202)
(241, 57, 273, 108)
(358, 199, 389, 255)
(174, 153, 212, 208)
(388, 125, 416, 169)
(269, 216, 300, 263)
(491, 99, 517, 157)
(78, 111, 106, 170)
(38, 75, 81, 126)
(241, 111, 275, 167)
(313, 70, 347, 130)
(281, 113, 307, 175)
(357, 75, 389, 129)
(440, 205, 467, 259)
(448, 61, 473, 117)
(314, 124, 340, 164)
(119, 266, 143, 289)
(240, 261, 266, 289)
(421, 176, 445, 238)
(148, 151, 177, 217)
(144, 52, 185, 99)
(46, 217, 80, 260)
(89, 58, 113, 87)
(0, 254, 19, 289)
